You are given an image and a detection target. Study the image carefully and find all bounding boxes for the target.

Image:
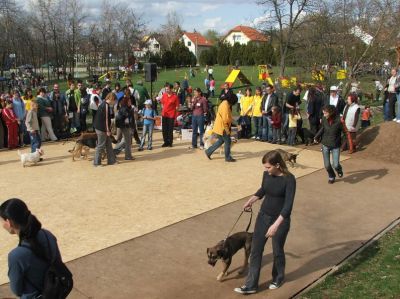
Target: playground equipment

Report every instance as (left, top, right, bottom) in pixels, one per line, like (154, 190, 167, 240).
(223, 69, 253, 89)
(258, 65, 274, 85)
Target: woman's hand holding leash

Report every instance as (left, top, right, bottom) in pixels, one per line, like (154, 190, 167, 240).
(243, 196, 259, 211)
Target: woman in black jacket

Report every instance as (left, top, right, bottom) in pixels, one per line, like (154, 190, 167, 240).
(314, 105, 343, 184)
(113, 96, 134, 160)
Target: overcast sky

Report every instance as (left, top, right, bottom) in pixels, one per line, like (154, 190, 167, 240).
(18, 0, 267, 34)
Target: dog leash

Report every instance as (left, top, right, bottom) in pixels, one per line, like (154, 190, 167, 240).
(225, 208, 253, 240)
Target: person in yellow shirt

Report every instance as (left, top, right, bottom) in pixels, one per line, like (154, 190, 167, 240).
(239, 88, 253, 138)
(252, 87, 263, 140)
(287, 109, 301, 146)
(205, 94, 236, 162)
(22, 88, 35, 112)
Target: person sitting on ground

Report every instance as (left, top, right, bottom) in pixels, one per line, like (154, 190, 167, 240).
(0, 198, 63, 299)
(205, 93, 237, 162)
(139, 99, 156, 151)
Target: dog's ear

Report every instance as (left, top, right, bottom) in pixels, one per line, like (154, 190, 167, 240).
(206, 248, 210, 255)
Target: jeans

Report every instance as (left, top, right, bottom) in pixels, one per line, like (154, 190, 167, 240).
(287, 127, 297, 146)
(114, 127, 132, 159)
(162, 117, 175, 146)
(384, 101, 390, 121)
(397, 93, 400, 120)
(282, 113, 289, 139)
(388, 93, 397, 120)
(29, 131, 41, 153)
(272, 127, 281, 143)
(94, 129, 116, 165)
(322, 145, 342, 179)
(261, 115, 272, 141)
(68, 111, 80, 132)
(140, 123, 154, 149)
(192, 115, 205, 147)
(245, 211, 290, 289)
(205, 131, 233, 161)
(252, 117, 262, 138)
(40, 116, 57, 141)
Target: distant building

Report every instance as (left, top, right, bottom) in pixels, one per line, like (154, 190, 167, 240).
(223, 25, 268, 46)
(133, 35, 161, 58)
(180, 32, 213, 60)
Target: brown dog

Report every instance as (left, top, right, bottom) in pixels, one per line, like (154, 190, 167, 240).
(207, 232, 252, 281)
(69, 132, 117, 161)
(274, 148, 298, 167)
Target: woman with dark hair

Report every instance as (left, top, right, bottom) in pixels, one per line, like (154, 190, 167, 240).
(189, 88, 208, 149)
(0, 198, 61, 298)
(205, 93, 236, 162)
(234, 150, 296, 294)
(314, 105, 344, 184)
(306, 87, 323, 135)
(341, 93, 360, 154)
(114, 96, 134, 160)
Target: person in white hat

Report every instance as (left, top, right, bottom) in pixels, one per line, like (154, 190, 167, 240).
(324, 85, 345, 115)
(139, 99, 156, 151)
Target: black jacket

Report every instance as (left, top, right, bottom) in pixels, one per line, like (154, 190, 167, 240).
(261, 93, 279, 115)
(323, 94, 346, 115)
(307, 92, 324, 126)
(93, 101, 112, 132)
(115, 105, 134, 129)
(315, 115, 343, 148)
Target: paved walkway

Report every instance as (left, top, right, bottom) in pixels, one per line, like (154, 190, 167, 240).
(2, 156, 398, 299)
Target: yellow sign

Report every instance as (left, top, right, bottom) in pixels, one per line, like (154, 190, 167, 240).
(311, 70, 325, 81)
(336, 69, 347, 80)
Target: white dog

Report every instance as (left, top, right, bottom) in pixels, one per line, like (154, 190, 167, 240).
(18, 148, 44, 167)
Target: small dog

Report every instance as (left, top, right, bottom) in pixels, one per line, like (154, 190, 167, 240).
(18, 148, 44, 167)
(207, 232, 253, 281)
(69, 132, 117, 161)
(275, 148, 298, 167)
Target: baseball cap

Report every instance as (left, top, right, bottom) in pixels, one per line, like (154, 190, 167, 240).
(330, 86, 338, 91)
(144, 99, 152, 105)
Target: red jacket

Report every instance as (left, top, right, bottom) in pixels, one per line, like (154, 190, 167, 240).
(161, 93, 179, 118)
(1, 108, 18, 125)
(271, 112, 282, 129)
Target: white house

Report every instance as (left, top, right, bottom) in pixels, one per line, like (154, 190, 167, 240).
(133, 35, 161, 58)
(180, 32, 213, 59)
(223, 25, 268, 46)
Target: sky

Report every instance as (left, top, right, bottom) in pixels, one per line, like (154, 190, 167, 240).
(18, 0, 268, 35)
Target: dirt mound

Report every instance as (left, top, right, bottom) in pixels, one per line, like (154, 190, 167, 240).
(356, 122, 400, 163)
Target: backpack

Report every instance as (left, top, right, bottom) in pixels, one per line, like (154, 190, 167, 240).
(20, 232, 73, 299)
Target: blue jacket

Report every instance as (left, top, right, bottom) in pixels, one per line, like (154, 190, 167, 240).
(12, 98, 26, 120)
(8, 229, 61, 299)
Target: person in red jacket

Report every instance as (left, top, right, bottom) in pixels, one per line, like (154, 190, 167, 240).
(270, 106, 282, 144)
(1, 99, 19, 149)
(160, 83, 179, 147)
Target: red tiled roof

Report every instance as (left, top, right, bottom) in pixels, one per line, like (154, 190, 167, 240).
(183, 32, 213, 47)
(226, 25, 268, 42)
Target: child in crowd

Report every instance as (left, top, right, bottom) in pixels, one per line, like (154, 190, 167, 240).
(25, 100, 41, 153)
(361, 105, 372, 128)
(139, 100, 156, 151)
(209, 78, 215, 97)
(1, 100, 19, 149)
(270, 106, 282, 144)
(287, 108, 301, 146)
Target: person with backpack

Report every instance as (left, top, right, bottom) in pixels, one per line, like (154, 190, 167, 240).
(113, 95, 135, 160)
(79, 83, 90, 132)
(0, 198, 72, 299)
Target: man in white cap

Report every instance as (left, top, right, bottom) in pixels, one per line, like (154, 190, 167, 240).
(324, 85, 345, 115)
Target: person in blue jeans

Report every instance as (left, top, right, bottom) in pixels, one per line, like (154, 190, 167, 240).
(25, 100, 41, 153)
(314, 105, 343, 184)
(139, 100, 155, 151)
(189, 88, 208, 149)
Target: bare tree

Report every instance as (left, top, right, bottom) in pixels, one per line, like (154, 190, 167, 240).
(159, 11, 183, 50)
(257, 0, 318, 76)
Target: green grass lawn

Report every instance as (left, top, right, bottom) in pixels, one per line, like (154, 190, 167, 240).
(301, 224, 400, 299)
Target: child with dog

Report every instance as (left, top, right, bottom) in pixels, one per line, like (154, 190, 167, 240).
(234, 150, 296, 294)
(139, 99, 156, 151)
(25, 100, 41, 154)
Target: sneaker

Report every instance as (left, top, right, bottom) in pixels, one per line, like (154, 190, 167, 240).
(393, 118, 397, 121)
(268, 281, 282, 290)
(234, 286, 257, 294)
(199, 146, 204, 150)
(252, 136, 256, 139)
(161, 143, 168, 147)
(397, 120, 400, 123)
(226, 158, 236, 162)
(337, 170, 343, 178)
(148, 147, 152, 150)
(328, 178, 335, 184)
(255, 137, 260, 140)
(205, 152, 212, 160)
(138, 148, 143, 152)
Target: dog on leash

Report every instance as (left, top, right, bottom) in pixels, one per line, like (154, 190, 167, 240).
(18, 148, 44, 167)
(207, 232, 253, 281)
(274, 148, 298, 167)
(69, 132, 117, 161)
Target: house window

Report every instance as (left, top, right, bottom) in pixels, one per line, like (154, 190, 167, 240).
(233, 34, 241, 42)
(154, 44, 159, 49)
(188, 41, 192, 46)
